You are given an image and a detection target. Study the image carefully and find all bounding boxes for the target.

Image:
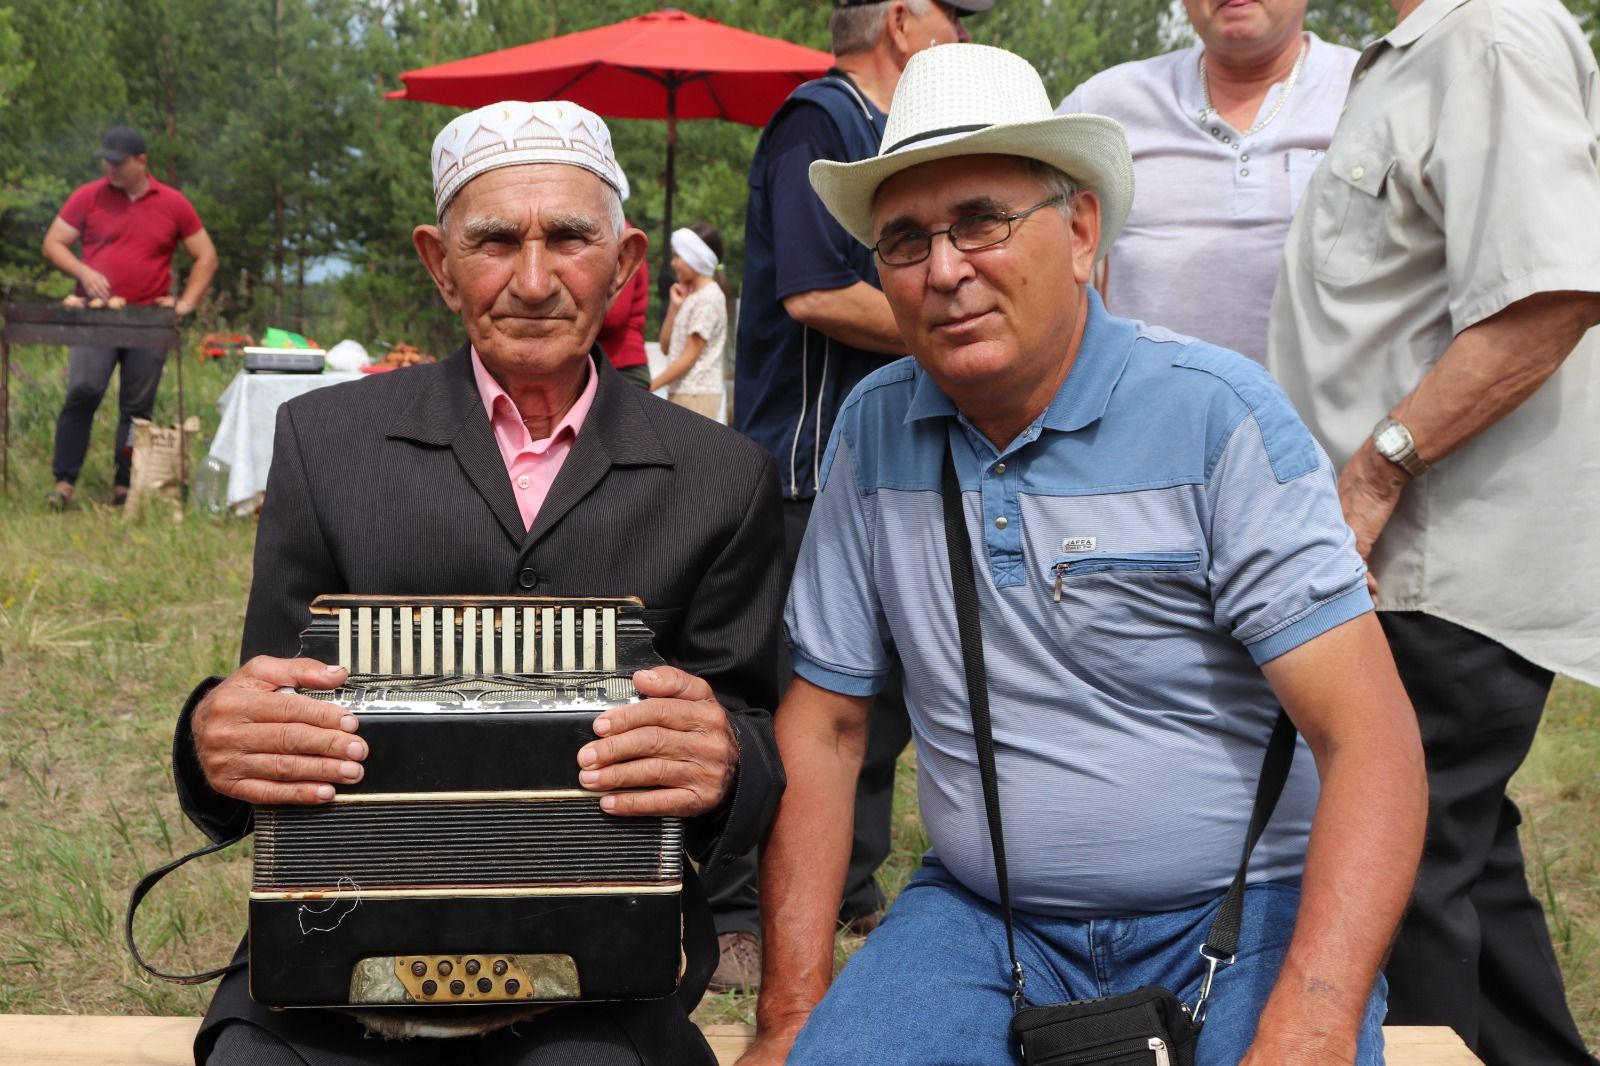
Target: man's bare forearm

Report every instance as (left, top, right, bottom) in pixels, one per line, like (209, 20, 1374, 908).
(1391, 289, 1600, 465)
(1246, 737, 1425, 1060)
(1245, 617, 1426, 1064)
(754, 677, 871, 1038)
(783, 281, 906, 355)
(42, 234, 89, 283)
(178, 250, 218, 308)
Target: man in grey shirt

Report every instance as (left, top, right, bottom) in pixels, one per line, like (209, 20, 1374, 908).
(1270, 0, 1600, 1061)
(1057, 0, 1355, 363)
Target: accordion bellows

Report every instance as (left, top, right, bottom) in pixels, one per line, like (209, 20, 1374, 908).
(247, 595, 685, 1010)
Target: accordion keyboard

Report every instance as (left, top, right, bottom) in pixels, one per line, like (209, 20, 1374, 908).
(330, 601, 618, 676)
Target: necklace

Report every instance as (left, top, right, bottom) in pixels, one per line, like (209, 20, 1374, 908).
(1198, 38, 1308, 137)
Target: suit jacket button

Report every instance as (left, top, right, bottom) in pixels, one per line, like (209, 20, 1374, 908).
(518, 568, 539, 590)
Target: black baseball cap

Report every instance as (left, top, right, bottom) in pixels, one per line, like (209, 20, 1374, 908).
(95, 127, 148, 164)
(833, 0, 994, 12)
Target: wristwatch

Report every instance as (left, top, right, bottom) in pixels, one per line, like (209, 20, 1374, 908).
(1372, 417, 1429, 478)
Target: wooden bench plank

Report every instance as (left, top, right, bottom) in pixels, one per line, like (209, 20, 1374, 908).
(0, 1016, 1484, 1065)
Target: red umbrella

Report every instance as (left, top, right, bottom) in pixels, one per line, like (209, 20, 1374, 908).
(389, 9, 834, 299)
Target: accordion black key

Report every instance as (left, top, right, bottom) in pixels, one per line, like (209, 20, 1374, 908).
(247, 594, 685, 1010)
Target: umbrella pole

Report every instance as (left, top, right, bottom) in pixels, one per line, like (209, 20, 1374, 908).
(660, 86, 678, 309)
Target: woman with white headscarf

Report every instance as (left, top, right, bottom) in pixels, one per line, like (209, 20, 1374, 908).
(652, 221, 728, 418)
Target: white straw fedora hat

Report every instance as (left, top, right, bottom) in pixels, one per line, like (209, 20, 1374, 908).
(809, 45, 1133, 259)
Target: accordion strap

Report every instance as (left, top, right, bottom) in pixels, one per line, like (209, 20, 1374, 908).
(125, 831, 248, 984)
(939, 437, 1297, 1018)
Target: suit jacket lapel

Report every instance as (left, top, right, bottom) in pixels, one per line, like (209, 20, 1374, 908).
(525, 354, 674, 551)
(387, 343, 527, 547)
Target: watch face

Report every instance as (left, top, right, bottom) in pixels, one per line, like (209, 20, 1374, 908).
(1375, 422, 1408, 456)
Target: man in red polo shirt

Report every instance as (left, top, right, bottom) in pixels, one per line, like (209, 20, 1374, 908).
(41, 126, 217, 509)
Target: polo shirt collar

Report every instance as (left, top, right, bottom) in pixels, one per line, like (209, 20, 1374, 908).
(903, 286, 1138, 435)
(115, 175, 164, 203)
(1384, 0, 1473, 48)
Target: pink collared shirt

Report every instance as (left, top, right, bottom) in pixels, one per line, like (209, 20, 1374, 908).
(471, 348, 598, 531)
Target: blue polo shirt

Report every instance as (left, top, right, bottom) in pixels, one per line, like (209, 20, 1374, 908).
(785, 290, 1371, 918)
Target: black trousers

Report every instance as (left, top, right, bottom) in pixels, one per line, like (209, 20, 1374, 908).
(51, 345, 167, 488)
(702, 498, 911, 933)
(1380, 612, 1596, 1065)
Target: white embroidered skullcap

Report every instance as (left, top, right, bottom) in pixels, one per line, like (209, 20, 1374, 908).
(671, 228, 718, 277)
(430, 100, 624, 218)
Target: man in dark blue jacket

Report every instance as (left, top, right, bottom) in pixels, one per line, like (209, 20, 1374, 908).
(722, 0, 992, 992)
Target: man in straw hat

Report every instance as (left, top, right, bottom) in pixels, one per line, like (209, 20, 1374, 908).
(742, 45, 1425, 1065)
(171, 100, 786, 1066)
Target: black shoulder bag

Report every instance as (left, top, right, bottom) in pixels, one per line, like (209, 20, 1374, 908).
(939, 441, 1298, 1066)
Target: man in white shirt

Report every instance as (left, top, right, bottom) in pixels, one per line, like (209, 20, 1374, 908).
(1056, 0, 1355, 363)
(1270, 0, 1600, 1060)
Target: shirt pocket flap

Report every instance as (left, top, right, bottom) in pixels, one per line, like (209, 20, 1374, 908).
(1311, 143, 1396, 286)
(1327, 152, 1394, 198)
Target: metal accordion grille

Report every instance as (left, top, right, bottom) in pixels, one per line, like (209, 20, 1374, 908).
(253, 800, 684, 891)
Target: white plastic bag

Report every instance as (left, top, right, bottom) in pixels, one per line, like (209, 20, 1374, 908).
(325, 339, 371, 372)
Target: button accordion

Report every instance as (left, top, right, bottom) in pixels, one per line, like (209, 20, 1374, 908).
(247, 595, 685, 1010)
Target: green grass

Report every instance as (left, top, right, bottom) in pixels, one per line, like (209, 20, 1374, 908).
(0, 341, 1595, 1051)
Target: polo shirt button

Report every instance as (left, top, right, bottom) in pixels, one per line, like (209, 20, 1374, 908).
(994, 463, 1006, 474)
(518, 568, 539, 589)
(1351, 165, 1366, 180)
(1241, 168, 1250, 176)
(995, 516, 1008, 530)
(1240, 153, 1250, 162)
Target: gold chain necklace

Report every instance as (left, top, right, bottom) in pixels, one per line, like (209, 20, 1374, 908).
(1198, 38, 1308, 137)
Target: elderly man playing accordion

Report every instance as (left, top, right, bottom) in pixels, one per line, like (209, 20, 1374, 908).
(169, 101, 786, 1066)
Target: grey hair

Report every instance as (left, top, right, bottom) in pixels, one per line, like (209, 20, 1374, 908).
(438, 173, 627, 239)
(831, 0, 933, 57)
(1023, 158, 1085, 216)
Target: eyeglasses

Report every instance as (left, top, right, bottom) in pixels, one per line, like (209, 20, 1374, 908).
(872, 195, 1066, 267)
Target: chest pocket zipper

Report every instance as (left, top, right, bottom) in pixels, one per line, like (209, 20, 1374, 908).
(1050, 550, 1203, 602)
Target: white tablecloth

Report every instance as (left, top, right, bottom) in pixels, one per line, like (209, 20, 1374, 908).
(209, 370, 364, 506)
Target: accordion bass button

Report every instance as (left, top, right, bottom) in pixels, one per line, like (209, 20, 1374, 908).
(450, 980, 465, 996)
(493, 959, 509, 976)
(505, 979, 521, 995)
(421, 980, 437, 996)
(410, 961, 427, 977)
(478, 978, 493, 993)
(465, 958, 481, 975)
(437, 960, 453, 976)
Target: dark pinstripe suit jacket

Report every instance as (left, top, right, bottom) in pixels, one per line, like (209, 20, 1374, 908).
(172, 345, 787, 1061)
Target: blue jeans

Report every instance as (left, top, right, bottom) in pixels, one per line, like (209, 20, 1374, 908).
(790, 860, 1387, 1066)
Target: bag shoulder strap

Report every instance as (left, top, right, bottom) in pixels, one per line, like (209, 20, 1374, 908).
(939, 437, 1296, 1016)
(125, 831, 248, 984)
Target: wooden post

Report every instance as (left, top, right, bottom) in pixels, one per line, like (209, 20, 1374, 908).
(174, 343, 188, 502)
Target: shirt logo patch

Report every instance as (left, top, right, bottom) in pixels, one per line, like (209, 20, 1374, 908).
(1061, 536, 1096, 553)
